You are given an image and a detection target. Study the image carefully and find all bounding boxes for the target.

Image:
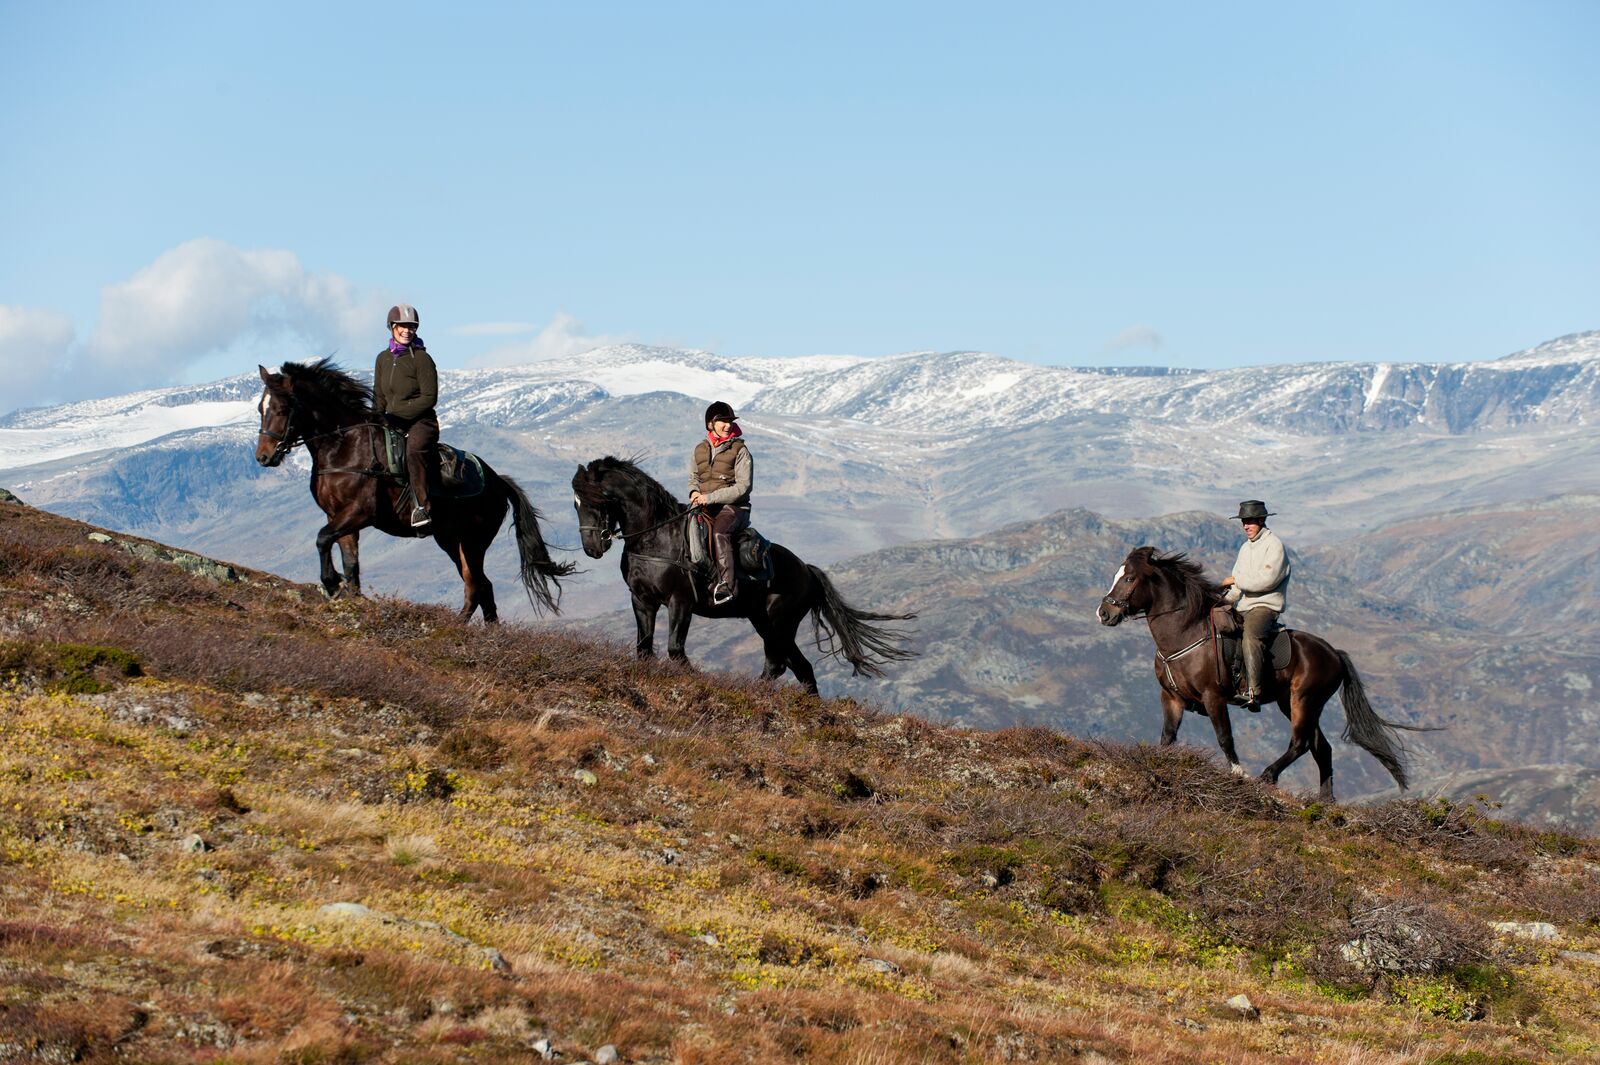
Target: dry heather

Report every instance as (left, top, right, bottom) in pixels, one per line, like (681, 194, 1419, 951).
(2, 499, 1600, 1063)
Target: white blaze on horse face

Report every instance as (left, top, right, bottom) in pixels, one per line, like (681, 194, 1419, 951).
(573, 495, 581, 509)
(1097, 564, 1126, 622)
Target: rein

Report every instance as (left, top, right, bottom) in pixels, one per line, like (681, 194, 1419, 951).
(579, 506, 699, 548)
(261, 402, 386, 476)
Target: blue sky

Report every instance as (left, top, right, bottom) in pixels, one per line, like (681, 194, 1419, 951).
(2, 1, 1596, 412)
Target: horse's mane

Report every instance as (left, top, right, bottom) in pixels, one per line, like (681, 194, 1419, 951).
(574, 456, 685, 523)
(276, 359, 373, 419)
(1136, 547, 1227, 626)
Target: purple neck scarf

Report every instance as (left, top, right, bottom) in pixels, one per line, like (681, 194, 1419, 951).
(388, 336, 424, 356)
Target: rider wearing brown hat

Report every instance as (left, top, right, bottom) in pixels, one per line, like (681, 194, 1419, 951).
(1219, 500, 1290, 711)
(373, 304, 439, 530)
(688, 400, 752, 606)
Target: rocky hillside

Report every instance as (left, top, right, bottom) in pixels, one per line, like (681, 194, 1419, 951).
(4, 496, 1600, 1063)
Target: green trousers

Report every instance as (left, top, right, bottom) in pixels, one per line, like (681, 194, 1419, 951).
(1241, 606, 1279, 698)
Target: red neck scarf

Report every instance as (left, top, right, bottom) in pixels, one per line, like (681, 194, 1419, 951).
(707, 423, 742, 448)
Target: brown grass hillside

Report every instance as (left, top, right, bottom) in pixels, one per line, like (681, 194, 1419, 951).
(2, 496, 1599, 1064)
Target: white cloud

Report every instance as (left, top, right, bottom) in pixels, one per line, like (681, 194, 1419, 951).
(83, 238, 386, 391)
(469, 312, 630, 367)
(0, 305, 76, 412)
(1107, 324, 1164, 352)
(450, 321, 543, 336)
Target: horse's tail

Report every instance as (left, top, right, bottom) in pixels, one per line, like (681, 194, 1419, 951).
(805, 565, 917, 677)
(494, 471, 577, 616)
(1337, 649, 1433, 791)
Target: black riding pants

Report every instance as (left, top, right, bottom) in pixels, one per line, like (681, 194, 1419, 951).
(393, 411, 439, 510)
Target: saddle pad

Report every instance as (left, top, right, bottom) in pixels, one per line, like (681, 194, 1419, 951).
(436, 445, 485, 499)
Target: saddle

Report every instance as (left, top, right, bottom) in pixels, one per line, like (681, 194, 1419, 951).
(686, 514, 774, 582)
(1209, 606, 1293, 703)
(380, 427, 486, 499)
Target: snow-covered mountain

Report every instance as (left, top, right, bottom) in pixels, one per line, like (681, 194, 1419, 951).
(1, 333, 1598, 622)
(3, 333, 1596, 468)
(751, 331, 1600, 433)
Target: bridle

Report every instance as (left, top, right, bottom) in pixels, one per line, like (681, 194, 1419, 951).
(259, 393, 375, 470)
(1100, 571, 1185, 622)
(577, 497, 700, 549)
(258, 394, 302, 465)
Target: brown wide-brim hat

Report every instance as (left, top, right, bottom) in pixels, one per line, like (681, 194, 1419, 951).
(1235, 500, 1275, 522)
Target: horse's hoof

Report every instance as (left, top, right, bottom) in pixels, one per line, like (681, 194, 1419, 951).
(1230, 763, 1247, 778)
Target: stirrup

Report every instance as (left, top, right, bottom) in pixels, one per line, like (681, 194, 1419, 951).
(711, 583, 734, 606)
(410, 505, 432, 528)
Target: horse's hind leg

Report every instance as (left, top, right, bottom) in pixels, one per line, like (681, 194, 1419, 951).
(337, 533, 361, 596)
(1310, 726, 1335, 801)
(776, 606, 818, 695)
(749, 615, 788, 682)
(433, 534, 478, 622)
(461, 537, 496, 623)
(1260, 693, 1319, 789)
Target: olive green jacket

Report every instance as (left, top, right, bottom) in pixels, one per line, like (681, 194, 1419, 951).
(372, 345, 438, 421)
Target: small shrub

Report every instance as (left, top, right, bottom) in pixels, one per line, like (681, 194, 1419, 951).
(0, 640, 142, 693)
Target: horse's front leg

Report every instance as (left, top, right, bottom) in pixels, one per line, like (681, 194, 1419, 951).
(1158, 687, 1186, 746)
(337, 532, 361, 596)
(665, 595, 694, 664)
(1200, 692, 1245, 776)
(632, 594, 660, 658)
(315, 524, 343, 597)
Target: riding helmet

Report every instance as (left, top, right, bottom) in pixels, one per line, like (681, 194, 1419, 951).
(387, 304, 420, 328)
(704, 400, 737, 427)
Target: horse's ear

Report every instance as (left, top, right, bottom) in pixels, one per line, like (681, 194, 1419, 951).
(1128, 545, 1156, 569)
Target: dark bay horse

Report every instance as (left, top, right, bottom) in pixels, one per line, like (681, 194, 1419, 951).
(1097, 546, 1428, 798)
(572, 457, 915, 692)
(254, 360, 573, 621)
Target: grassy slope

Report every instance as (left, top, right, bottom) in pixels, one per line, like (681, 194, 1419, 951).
(1, 498, 1599, 1064)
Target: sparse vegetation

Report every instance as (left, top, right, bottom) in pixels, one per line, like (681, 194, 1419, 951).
(3, 500, 1600, 1062)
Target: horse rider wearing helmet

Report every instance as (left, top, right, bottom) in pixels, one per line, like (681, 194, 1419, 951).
(688, 400, 752, 606)
(373, 304, 439, 530)
(1219, 499, 1290, 712)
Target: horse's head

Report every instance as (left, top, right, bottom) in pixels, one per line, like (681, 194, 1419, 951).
(572, 461, 618, 558)
(255, 365, 296, 467)
(1097, 546, 1160, 626)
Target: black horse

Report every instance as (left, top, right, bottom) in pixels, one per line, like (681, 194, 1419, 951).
(255, 360, 574, 621)
(571, 457, 915, 692)
(1097, 546, 1430, 798)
